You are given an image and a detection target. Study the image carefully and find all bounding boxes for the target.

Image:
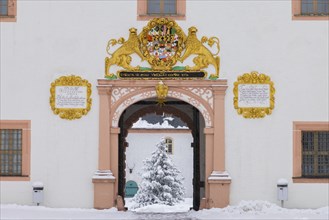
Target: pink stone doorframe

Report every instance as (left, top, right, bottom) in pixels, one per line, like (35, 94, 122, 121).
(93, 79, 231, 209)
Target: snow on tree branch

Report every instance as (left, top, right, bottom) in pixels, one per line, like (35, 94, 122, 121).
(131, 138, 185, 209)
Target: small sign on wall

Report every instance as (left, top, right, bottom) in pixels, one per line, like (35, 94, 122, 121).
(233, 71, 275, 118)
(50, 75, 92, 120)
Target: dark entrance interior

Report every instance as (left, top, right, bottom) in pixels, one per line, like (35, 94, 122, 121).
(118, 98, 205, 211)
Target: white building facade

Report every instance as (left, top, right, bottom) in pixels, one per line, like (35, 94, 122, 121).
(0, 0, 328, 209)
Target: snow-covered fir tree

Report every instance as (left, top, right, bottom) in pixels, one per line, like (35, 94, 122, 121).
(131, 138, 185, 208)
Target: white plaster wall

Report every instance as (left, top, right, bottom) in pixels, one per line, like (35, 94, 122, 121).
(126, 131, 193, 198)
(0, 1, 328, 208)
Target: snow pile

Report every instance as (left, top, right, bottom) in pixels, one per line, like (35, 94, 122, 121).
(191, 200, 329, 219)
(32, 181, 44, 188)
(126, 198, 192, 213)
(277, 178, 288, 186)
(224, 200, 282, 214)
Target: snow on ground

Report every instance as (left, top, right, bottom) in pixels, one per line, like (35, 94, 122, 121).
(125, 198, 192, 213)
(0, 204, 136, 220)
(1, 200, 328, 220)
(190, 201, 329, 220)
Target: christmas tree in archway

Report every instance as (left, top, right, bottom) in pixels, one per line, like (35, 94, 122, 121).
(132, 138, 185, 208)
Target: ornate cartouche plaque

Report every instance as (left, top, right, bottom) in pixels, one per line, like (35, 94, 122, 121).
(50, 75, 92, 120)
(105, 17, 220, 80)
(233, 71, 275, 118)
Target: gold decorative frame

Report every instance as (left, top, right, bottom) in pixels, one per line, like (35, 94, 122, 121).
(50, 75, 92, 120)
(233, 71, 275, 118)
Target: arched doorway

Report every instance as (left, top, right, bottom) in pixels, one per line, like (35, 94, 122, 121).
(118, 99, 205, 210)
(93, 79, 230, 210)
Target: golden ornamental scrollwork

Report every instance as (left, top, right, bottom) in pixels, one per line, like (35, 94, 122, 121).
(50, 75, 92, 120)
(179, 27, 220, 79)
(104, 17, 221, 80)
(233, 71, 275, 118)
(105, 28, 145, 78)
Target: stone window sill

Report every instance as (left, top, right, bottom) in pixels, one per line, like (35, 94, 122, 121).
(0, 16, 16, 22)
(0, 176, 30, 181)
(292, 177, 329, 183)
(137, 14, 185, 21)
(292, 15, 329, 20)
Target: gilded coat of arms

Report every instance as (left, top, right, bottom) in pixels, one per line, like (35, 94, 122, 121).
(105, 18, 220, 79)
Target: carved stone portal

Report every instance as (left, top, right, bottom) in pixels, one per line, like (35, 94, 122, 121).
(93, 79, 230, 210)
(94, 17, 230, 211)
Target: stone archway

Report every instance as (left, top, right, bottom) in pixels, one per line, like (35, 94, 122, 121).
(111, 87, 213, 128)
(118, 101, 203, 210)
(93, 79, 230, 209)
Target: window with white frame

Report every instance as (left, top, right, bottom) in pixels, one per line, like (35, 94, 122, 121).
(165, 137, 173, 154)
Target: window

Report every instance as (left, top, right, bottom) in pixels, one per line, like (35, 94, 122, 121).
(137, 0, 186, 21)
(301, 0, 329, 15)
(1, 129, 22, 176)
(293, 122, 329, 183)
(0, 120, 31, 181)
(302, 131, 329, 177)
(148, 0, 177, 15)
(165, 137, 173, 154)
(0, 0, 16, 22)
(292, 0, 329, 20)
